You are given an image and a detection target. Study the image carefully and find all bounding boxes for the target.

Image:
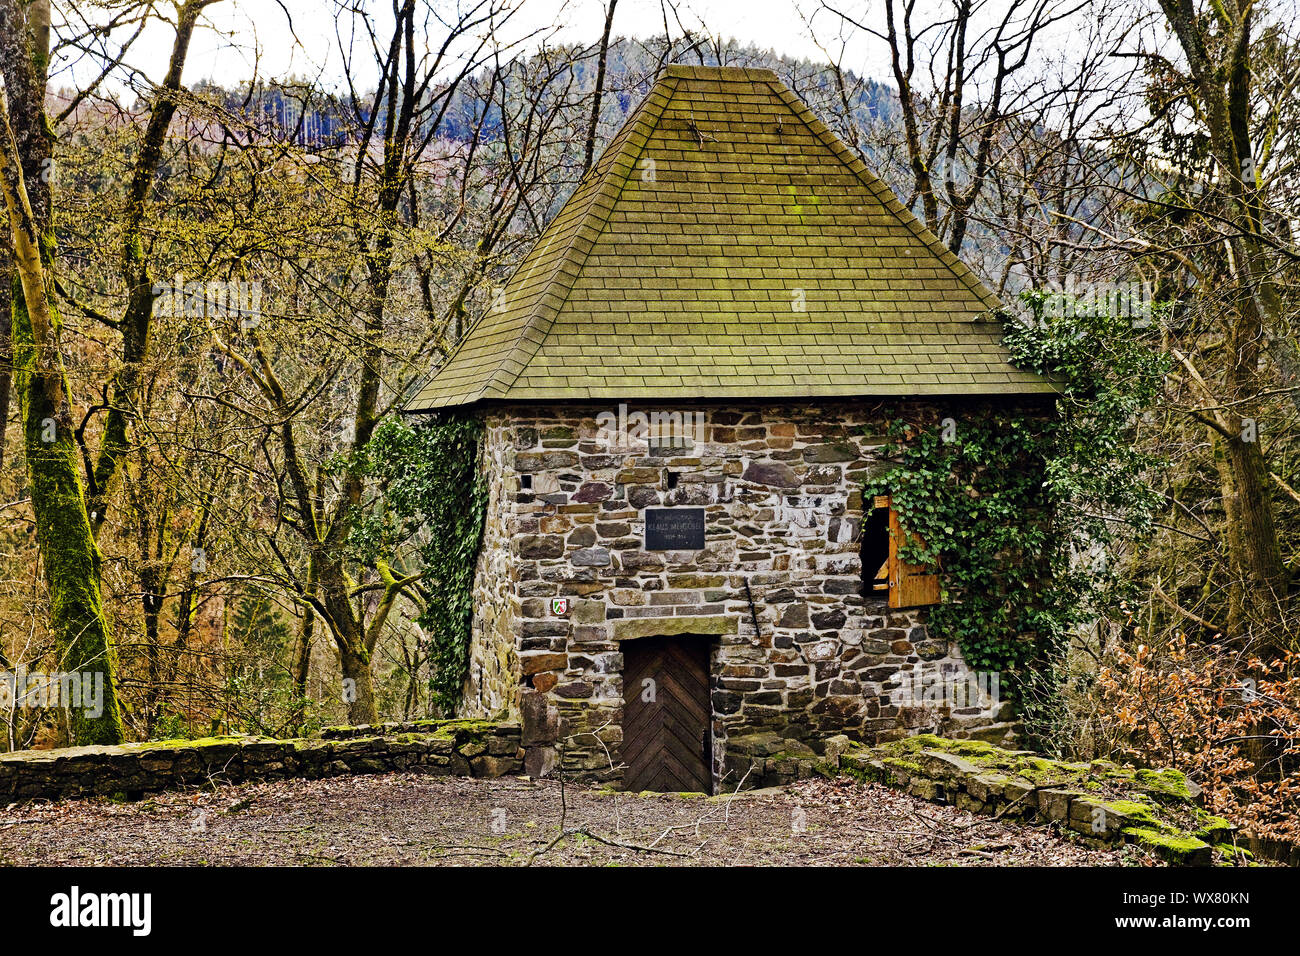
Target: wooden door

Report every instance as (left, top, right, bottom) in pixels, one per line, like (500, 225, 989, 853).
(621, 636, 712, 794)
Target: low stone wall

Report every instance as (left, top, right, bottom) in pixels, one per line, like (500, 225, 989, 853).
(722, 732, 1242, 865)
(317, 719, 514, 740)
(843, 735, 1242, 866)
(0, 720, 522, 804)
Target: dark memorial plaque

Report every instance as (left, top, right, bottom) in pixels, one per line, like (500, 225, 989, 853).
(645, 508, 706, 551)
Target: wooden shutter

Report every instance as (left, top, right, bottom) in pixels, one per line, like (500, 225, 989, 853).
(877, 495, 941, 608)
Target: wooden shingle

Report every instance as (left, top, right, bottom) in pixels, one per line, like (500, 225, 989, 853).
(406, 64, 1052, 410)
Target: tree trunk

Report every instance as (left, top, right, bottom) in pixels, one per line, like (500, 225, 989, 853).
(1210, 431, 1248, 635)
(140, 565, 164, 737)
(316, 557, 378, 724)
(0, 4, 125, 743)
(88, 0, 212, 532)
(289, 566, 316, 732)
(1155, 0, 1294, 650)
(0, 247, 12, 474)
(338, 636, 377, 725)
(10, 293, 125, 744)
(1223, 419, 1289, 639)
(582, 0, 619, 176)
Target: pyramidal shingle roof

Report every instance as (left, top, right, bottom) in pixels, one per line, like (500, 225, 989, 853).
(406, 65, 1052, 411)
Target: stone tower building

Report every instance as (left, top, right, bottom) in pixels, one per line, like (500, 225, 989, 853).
(406, 65, 1053, 792)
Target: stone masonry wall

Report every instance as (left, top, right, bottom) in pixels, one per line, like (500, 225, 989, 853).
(463, 426, 522, 719)
(462, 401, 1021, 787)
(0, 721, 522, 804)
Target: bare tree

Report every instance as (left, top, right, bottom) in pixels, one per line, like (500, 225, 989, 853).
(813, 0, 1087, 254)
(204, 0, 592, 723)
(1112, 0, 1298, 646)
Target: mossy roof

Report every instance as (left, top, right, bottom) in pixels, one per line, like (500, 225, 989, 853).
(406, 64, 1053, 411)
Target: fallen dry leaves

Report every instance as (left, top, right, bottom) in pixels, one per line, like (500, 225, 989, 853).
(0, 772, 1147, 867)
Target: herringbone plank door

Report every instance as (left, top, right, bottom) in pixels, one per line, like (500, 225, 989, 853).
(621, 637, 712, 793)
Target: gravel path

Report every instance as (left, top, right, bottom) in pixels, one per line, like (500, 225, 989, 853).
(0, 771, 1149, 866)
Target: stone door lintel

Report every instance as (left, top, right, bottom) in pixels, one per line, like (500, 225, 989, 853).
(612, 616, 739, 641)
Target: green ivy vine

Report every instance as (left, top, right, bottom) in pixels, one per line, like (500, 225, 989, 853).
(865, 295, 1169, 738)
(355, 414, 488, 713)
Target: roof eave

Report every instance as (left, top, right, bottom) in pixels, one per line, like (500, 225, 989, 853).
(401, 381, 1061, 414)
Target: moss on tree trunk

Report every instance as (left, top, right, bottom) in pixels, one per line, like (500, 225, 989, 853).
(11, 291, 125, 745)
(338, 638, 377, 725)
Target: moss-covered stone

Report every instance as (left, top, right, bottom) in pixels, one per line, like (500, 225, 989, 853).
(1122, 827, 1214, 866)
(1196, 815, 1234, 842)
(846, 735, 1229, 865)
(0, 721, 523, 804)
(1131, 767, 1199, 803)
(1213, 843, 1255, 865)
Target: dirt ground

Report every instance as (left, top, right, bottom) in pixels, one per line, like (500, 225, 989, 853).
(0, 771, 1152, 866)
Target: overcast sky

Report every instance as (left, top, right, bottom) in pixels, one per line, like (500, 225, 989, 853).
(55, 0, 886, 95)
